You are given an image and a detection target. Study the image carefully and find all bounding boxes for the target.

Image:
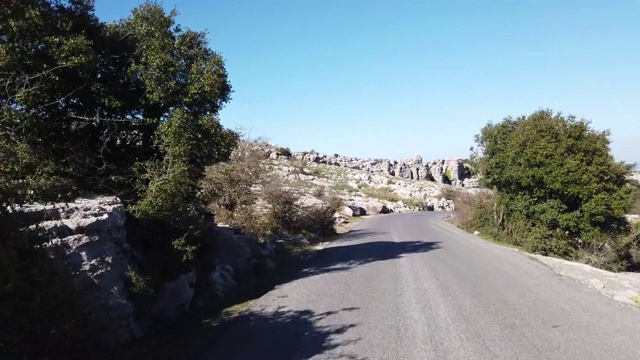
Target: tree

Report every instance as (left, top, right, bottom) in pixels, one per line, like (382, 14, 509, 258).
(0, 1, 238, 355)
(473, 109, 635, 255)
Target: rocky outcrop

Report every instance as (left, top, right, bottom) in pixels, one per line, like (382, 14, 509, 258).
(9, 196, 138, 343)
(428, 159, 465, 185)
(629, 170, 640, 184)
(423, 198, 455, 212)
(152, 271, 197, 319)
(237, 140, 480, 188)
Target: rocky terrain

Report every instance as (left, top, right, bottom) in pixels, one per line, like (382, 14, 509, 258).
(7, 196, 323, 346)
(255, 141, 480, 188)
(241, 141, 486, 221)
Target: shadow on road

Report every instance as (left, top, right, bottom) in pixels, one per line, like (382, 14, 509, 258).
(205, 306, 365, 360)
(120, 231, 438, 359)
(299, 239, 441, 278)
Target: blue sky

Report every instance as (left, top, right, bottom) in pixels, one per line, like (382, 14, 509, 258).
(95, 0, 639, 164)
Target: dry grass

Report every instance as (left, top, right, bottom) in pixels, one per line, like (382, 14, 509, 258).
(202, 146, 340, 239)
(361, 186, 401, 202)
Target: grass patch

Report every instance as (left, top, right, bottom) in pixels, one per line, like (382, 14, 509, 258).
(332, 181, 357, 193)
(631, 295, 640, 307)
(361, 185, 401, 202)
(218, 300, 252, 320)
(402, 198, 424, 209)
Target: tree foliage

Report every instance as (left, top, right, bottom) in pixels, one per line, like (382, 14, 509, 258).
(1, 1, 238, 356)
(472, 109, 636, 258)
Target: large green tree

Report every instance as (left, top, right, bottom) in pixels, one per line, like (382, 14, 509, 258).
(473, 109, 635, 254)
(1, 0, 235, 205)
(1, 1, 238, 356)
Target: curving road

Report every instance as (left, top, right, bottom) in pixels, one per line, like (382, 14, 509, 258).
(204, 212, 640, 360)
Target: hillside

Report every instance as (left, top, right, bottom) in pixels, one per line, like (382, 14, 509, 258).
(247, 141, 485, 218)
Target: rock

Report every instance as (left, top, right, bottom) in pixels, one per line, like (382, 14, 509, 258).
(264, 240, 276, 254)
(379, 205, 390, 214)
(152, 271, 197, 319)
(626, 214, 640, 224)
(129, 320, 144, 339)
(333, 213, 349, 225)
(345, 200, 387, 215)
(209, 265, 237, 298)
(428, 159, 466, 185)
(423, 197, 455, 212)
(473, 231, 481, 236)
(11, 196, 136, 344)
(261, 258, 276, 270)
(235, 235, 269, 259)
(340, 206, 354, 217)
(291, 234, 310, 246)
(463, 178, 480, 188)
(212, 226, 253, 274)
(350, 205, 366, 216)
(306, 233, 320, 244)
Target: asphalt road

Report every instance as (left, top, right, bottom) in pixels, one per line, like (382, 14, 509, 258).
(204, 212, 640, 360)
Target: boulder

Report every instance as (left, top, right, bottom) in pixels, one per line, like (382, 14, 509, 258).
(12, 196, 136, 344)
(291, 234, 310, 246)
(209, 265, 237, 298)
(264, 240, 276, 254)
(423, 197, 455, 212)
(235, 235, 269, 259)
(213, 226, 253, 274)
(152, 271, 196, 319)
(348, 205, 366, 216)
(428, 159, 467, 185)
(463, 178, 480, 188)
(333, 213, 349, 225)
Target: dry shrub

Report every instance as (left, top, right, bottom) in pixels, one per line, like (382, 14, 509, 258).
(361, 186, 400, 202)
(201, 141, 339, 240)
(311, 187, 325, 198)
(450, 191, 496, 231)
(438, 186, 459, 200)
(262, 180, 339, 237)
(574, 227, 640, 272)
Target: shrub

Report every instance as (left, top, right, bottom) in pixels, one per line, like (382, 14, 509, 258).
(202, 142, 339, 240)
(311, 187, 325, 198)
(361, 186, 401, 202)
(438, 186, 458, 200)
(333, 181, 357, 193)
(276, 147, 292, 157)
(403, 198, 424, 209)
(444, 169, 453, 182)
(201, 140, 270, 228)
(469, 109, 636, 268)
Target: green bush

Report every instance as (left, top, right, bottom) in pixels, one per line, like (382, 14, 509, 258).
(276, 147, 292, 157)
(465, 109, 637, 270)
(0, 1, 238, 356)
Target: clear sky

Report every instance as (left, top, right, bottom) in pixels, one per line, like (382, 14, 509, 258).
(95, 0, 639, 164)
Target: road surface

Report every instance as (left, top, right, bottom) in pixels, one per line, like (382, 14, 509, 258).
(204, 212, 640, 360)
